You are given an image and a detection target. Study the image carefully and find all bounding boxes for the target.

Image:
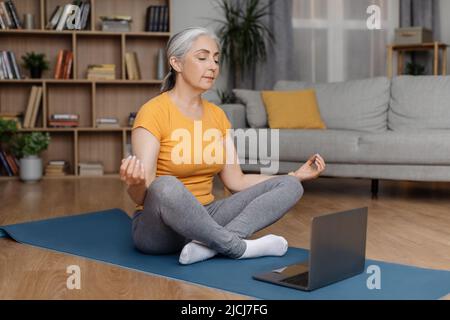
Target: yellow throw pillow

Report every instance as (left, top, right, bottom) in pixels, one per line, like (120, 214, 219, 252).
(261, 89, 326, 129)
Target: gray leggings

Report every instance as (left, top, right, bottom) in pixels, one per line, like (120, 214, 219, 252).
(132, 175, 304, 259)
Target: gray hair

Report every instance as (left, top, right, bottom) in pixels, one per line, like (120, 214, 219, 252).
(160, 27, 221, 93)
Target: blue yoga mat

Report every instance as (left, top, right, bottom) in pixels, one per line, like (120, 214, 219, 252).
(1, 208, 449, 300)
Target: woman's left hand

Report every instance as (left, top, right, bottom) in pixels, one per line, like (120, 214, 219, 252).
(290, 154, 326, 182)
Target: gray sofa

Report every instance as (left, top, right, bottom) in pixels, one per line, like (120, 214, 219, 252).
(220, 76, 450, 196)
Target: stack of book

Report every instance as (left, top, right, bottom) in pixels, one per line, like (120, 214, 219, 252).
(46, 1, 90, 31)
(0, 148, 19, 177)
(54, 50, 73, 79)
(145, 5, 169, 32)
(23, 86, 43, 128)
(100, 15, 131, 32)
(125, 52, 141, 80)
(78, 162, 104, 176)
(48, 113, 79, 128)
(87, 64, 115, 80)
(96, 117, 120, 128)
(45, 160, 69, 177)
(0, 0, 22, 29)
(0, 112, 22, 129)
(0, 50, 22, 79)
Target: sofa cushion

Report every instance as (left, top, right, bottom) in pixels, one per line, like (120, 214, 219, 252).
(274, 77, 390, 133)
(232, 89, 267, 128)
(389, 76, 450, 131)
(357, 130, 450, 165)
(232, 128, 361, 163)
(261, 89, 327, 129)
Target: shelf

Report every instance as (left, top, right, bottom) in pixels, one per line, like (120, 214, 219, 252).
(78, 131, 123, 174)
(0, 29, 170, 37)
(0, 79, 163, 84)
(18, 127, 133, 132)
(0, 0, 170, 180)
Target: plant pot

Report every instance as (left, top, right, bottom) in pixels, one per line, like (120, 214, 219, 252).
(20, 155, 43, 183)
(30, 67, 43, 79)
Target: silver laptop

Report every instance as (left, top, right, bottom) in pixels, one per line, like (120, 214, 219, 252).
(253, 207, 368, 291)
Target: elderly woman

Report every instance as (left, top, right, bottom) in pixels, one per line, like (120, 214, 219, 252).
(120, 27, 326, 265)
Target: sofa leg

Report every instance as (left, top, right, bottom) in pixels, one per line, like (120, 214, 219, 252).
(371, 179, 379, 198)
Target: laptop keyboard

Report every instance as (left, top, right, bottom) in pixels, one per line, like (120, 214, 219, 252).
(281, 272, 309, 287)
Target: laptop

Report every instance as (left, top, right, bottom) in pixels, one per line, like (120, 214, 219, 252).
(253, 207, 368, 291)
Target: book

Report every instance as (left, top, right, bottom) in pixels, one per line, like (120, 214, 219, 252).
(6, 0, 22, 29)
(146, 5, 169, 32)
(29, 87, 43, 128)
(99, 15, 132, 22)
(0, 2, 13, 29)
(23, 86, 38, 128)
(78, 162, 103, 168)
(62, 50, 73, 79)
(49, 160, 67, 165)
(96, 117, 118, 123)
(125, 52, 141, 80)
(101, 20, 130, 32)
(8, 51, 21, 79)
(0, 53, 4, 79)
(54, 49, 64, 79)
(48, 120, 79, 127)
(96, 123, 120, 128)
(0, 149, 13, 176)
(4, 151, 18, 175)
(79, 2, 90, 30)
(87, 64, 116, 80)
(1, 51, 13, 79)
(46, 5, 63, 29)
(51, 114, 79, 120)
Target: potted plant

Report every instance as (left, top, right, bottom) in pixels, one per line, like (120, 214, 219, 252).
(405, 61, 426, 76)
(213, 0, 274, 90)
(11, 132, 51, 183)
(21, 51, 50, 79)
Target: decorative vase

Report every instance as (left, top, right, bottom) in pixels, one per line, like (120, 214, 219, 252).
(24, 13, 35, 29)
(20, 155, 43, 183)
(30, 67, 43, 79)
(156, 48, 166, 80)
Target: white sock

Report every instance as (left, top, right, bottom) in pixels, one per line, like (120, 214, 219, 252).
(238, 234, 288, 259)
(179, 240, 218, 265)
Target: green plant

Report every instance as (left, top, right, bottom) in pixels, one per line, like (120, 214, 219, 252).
(21, 51, 50, 72)
(213, 0, 274, 89)
(0, 118, 19, 153)
(405, 62, 426, 76)
(216, 89, 237, 104)
(11, 132, 50, 158)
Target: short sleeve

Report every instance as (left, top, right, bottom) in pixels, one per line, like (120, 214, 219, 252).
(219, 108, 232, 137)
(132, 103, 163, 141)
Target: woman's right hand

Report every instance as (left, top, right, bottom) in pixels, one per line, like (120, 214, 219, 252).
(120, 155, 145, 187)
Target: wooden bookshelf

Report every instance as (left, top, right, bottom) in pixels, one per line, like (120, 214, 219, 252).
(0, 0, 171, 179)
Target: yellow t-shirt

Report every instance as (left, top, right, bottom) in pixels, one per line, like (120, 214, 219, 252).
(132, 91, 231, 210)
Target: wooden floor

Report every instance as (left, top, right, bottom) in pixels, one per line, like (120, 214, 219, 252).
(1, 176, 449, 299)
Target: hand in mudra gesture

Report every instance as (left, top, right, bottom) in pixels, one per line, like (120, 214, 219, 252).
(120, 155, 145, 187)
(290, 154, 326, 182)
